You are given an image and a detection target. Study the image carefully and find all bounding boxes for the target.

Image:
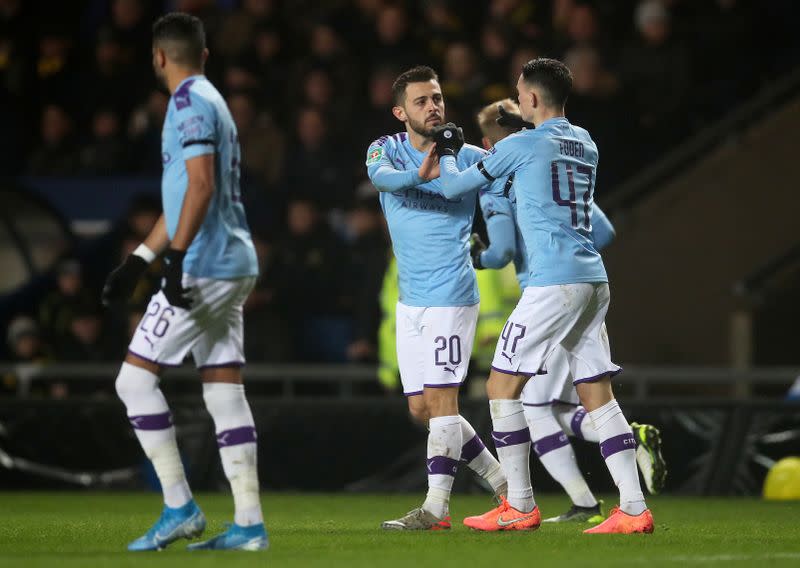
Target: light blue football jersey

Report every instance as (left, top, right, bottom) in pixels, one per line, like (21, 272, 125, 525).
(366, 132, 486, 306)
(443, 117, 606, 287)
(479, 175, 615, 288)
(161, 75, 258, 278)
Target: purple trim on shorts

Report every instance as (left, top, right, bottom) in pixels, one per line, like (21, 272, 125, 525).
(404, 390, 423, 397)
(552, 399, 579, 407)
(572, 367, 623, 385)
(491, 428, 531, 448)
(216, 426, 257, 447)
(423, 382, 462, 389)
(460, 434, 487, 463)
(197, 361, 245, 370)
(523, 398, 579, 408)
(570, 408, 588, 439)
(532, 431, 570, 457)
(128, 412, 173, 431)
(600, 432, 637, 459)
(522, 401, 553, 407)
(127, 349, 181, 368)
(490, 366, 537, 378)
(427, 456, 459, 476)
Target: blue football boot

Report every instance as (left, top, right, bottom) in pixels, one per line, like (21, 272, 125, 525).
(186, 522, 269, 551)
(127, 500, 206, 551)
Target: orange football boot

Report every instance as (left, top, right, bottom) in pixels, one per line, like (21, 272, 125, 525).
(583, 506, 654, 534)
(463, 497, 541, 531)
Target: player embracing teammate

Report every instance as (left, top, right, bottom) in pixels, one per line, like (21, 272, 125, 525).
(434, 58, 655, 534)
(372, 59, 662, 534)
(366, 66, 509, 530)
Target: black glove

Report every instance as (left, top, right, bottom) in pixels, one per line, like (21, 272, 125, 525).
(101, 254, 149, 307)
(162, 248, 193, 309)
(470, 233, 487, 270)
(496, 105, 535, 131)
(432, 122, 464, 157)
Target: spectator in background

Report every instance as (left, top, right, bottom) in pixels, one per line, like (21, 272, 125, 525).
(369, 4, 423, 71)
(80, 108, 129, 175)
(344, 193, 388, 363)
(421, 0, 463, 64)
(619, 0, 690, 161)
(6, 316, 49, 365)
(108, 0, 151, 72)
(27, 103, 79, 175)
(55, 299, 121, 362)
(264, 198, 350, 360)
(299, 67, 349, 138)
(241, 23, 287, 111)
(38, 257, 97, 348)
(128, 89, 169, 173)
(359, 66, 401, 149)
(441, 41, 485, 140)
(507, 44, 540, 93)
(307, 22, 358, 103)
(242, 232, 292, 362)
(215, 0, 278, 60)
(564, 45, 628, 188)
(554, 1, 605, 57)
(481, 22, 514, 98)
(228, 91, 285, 190)
(282, 107, 352, 209)
(82, 27, 146, 122)
(35, 28, 74, 110)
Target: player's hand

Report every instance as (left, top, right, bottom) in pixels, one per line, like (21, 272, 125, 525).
(496, 105, 535, 131)
(470, 232, 487, 269)
(432, 122, 464, 158)
(161, 248, 193, 309)
(418, 144, 440, 180)
(101, 254, 149, 307)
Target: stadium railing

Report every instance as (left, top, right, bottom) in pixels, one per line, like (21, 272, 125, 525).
(1, 363, 796, 400)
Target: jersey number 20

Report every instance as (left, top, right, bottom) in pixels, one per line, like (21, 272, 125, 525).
(551, 161, 593, 230)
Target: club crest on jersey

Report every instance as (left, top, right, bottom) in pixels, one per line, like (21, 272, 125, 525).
(366, 146, 383, 165)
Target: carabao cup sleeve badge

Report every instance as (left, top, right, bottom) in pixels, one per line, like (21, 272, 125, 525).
(366, 146, 384, 165)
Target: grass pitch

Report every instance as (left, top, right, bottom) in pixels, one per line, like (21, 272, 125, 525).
(0, 492, 798, 567)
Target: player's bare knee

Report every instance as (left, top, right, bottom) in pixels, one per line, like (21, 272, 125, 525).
(576, 376, 614, 411)
(407, 396, 430, 425)
(486, 369, 527, 400)
(423, 387, 459, 417)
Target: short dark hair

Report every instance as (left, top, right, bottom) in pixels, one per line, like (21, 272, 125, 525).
(152, 13, 206, 68)
(392, 65, 439, 105)
(521, 58, 572, 108)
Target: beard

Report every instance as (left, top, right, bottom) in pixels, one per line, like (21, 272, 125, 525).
(153, 66, 168, 91)
(407, 115, 441, 138)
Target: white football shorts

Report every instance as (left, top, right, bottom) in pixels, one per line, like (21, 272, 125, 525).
(396, 301, 479, 396)
(520, 345, 580, 407)
(491, 283, 620, 385)
(128, 275, 256, 368)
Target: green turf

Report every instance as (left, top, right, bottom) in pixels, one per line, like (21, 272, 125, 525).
(0, 492, 798, 567)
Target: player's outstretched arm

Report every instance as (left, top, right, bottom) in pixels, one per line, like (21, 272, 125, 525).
(590, 204, 616, 250)
(439, 155, 488, 199)
(365, 137, 431, 192)
(480, 210, 516, 269)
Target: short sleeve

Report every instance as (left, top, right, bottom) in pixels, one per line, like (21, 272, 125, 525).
(173, 93, 217, 160)
(477, 135, 527, 181)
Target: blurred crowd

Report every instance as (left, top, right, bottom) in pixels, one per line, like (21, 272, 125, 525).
(2, 0, 799, 390)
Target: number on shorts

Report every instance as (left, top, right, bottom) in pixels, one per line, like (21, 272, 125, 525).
(500, 322, 526, 354)
(551, 161, 593, 230)
(140, 301, 174, 337)
(434, 335, 462, 366)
